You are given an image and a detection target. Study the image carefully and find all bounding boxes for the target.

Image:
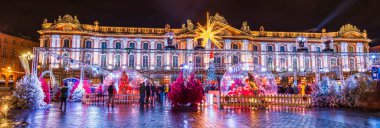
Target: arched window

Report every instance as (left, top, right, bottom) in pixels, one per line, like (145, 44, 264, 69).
(115, 54, 121, 68)
(9, 75, 13, 80)
(128, 55, 134, 67)
(63, 39, 70, 48)
(142, 55, 149, 67)
(232, 44, 239, 50)
(0, 74, 5, 80)
(253, 57, 259, 65)
(280, 46, 285, 52)
(316, 47, 321, 52)
(157, 43, 163, 50)
(101, 42, 107, 49)
(101, 54, 107, 67)
(85, 40, 92, 48)
(349, 45, 355, 52)
(253, 45, 258, 51)
(280, 58, 286, 70)
(293, 58, 298, 70)
(44, 39, 49, 47)
(129, 42, 135, 49)
(349, 58, 355, 69)
(115, 42, 122, 49)
(85, 53, 91, 65)
(292, 46, 297, 52)
(156, 56, 162, 67)
(330, 58, 337, 68)
(267, 45, 273, 51)
(267, 57, 274, 71)
(232, 56, 239, 64)
(173, 56, 179, 67)
(143, 43, 149, 50)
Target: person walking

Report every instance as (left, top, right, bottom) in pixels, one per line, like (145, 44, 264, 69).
(139, 82, 146, 104)
(145, 82, 151, 103)
(107, 82, 116, 107)
(59, 82, 69, 110)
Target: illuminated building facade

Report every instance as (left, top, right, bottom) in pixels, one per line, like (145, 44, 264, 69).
(36, 14, 374, 85)
(0, 32, 39, 87)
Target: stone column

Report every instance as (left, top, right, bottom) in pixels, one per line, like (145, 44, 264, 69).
(150, 40, 155, 70)
(136, 38, 141, 70)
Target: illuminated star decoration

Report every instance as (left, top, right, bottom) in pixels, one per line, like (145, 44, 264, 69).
(194, 13, 226, 49)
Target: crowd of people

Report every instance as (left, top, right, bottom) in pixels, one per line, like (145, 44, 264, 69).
(139, 81, 169, 104)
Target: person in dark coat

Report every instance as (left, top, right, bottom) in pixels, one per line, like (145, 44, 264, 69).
(159, 84, 165, 103)
(139, 82, 146, 104)
(151, 84, 157, 103)
(107, 82, 116, 107)
(145, 82, 151, 103)
(59, 82, 69, 109)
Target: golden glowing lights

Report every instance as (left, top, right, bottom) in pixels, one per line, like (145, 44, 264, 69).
(194, 12, 225, 49)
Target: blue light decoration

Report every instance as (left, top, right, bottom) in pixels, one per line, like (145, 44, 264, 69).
(371, 67, 379, 80)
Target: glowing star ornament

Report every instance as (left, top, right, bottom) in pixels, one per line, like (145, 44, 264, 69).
(194, 12, 226, 49)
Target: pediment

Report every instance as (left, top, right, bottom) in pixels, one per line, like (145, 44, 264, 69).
(213, 21, 250, 36)
(49, 23, 83, 31)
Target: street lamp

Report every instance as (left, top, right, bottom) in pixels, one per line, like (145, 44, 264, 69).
(23, 52, 35, 61)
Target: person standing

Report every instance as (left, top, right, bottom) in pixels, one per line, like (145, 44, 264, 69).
(145, 81, 151, 103)
(164, 84, 169, 99)
(151, 83, 157, 104)
(59, 83, 69, 110)
(107, 82, 116, 107)
(159, 84, 164, 103)
(139, 82, 146, 104)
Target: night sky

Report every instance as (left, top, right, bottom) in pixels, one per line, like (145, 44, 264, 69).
(0, 0, 379, 46)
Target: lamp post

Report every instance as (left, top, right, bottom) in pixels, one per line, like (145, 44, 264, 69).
(20, 52, 35, 75)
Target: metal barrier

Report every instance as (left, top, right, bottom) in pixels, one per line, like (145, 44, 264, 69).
(82, 93, 140, 104)
(220, 94, 312, 108)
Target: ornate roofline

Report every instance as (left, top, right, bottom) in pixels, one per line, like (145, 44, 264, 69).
(39, 14, 369, 41)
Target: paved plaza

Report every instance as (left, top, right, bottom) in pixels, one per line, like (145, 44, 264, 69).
(1, 102, 380, 128)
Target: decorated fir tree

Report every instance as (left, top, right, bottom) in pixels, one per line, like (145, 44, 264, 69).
(10, 74, 47, 109)
(168, 72, 204, 107)
(311, 77, 341, 107)
(39, 78, 51, 104)
(206, 51, 217, 87)
(118, 71, 130, 94)
(70, 81, 85, 101)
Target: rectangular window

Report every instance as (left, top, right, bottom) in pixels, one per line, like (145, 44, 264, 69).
(215, 57, 222, 67)
(128, 55, 135, 67)
(195, 57, 201, 67)
(143, 56, 149, 67)
(101, 55, 107, 68)
(115, 55, 121, 68)
(157, 56, 162, 67)
(173, 56, 178, 67)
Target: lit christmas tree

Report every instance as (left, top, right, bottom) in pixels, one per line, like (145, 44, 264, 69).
(118, 71, 130, 94)
(10, 75, 47, 109)
(206, 51, 217, 87)
(168, 72, 203, 107)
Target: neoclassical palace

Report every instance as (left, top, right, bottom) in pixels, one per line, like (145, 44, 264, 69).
(36, 13, 374, 85)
